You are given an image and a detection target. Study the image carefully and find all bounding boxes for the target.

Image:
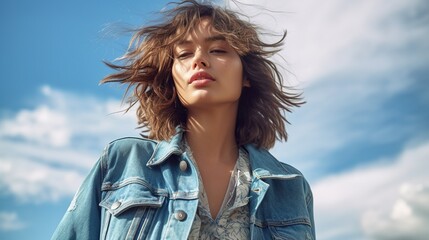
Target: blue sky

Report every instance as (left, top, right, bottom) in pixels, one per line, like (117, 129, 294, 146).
(1, 0, 428, 239)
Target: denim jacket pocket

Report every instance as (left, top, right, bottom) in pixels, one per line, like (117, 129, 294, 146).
(267, 218, 313, 240)
(253, 217, 313, 240)
(99, 182, 166, 240)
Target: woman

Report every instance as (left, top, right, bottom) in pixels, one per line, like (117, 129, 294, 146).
(52, 0, 315, 239)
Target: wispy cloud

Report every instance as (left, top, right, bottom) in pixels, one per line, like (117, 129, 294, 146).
(0, 86, 138, 202)
(313, 141, 429, 239)
(0, 86, 137, 149)
(1, 103, 71, 147)
(0, 154, 85, 202)
(362, 183, 429, 240)
(230, 0, 429, 84)
(0, 212, 25, 231)
(243, 0, 429, 174)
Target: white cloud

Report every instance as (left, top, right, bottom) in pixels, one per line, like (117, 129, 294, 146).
(0, 212, 25, 231)
(229, 0, 429, 85)
(313, 141, 429, 240)
(0, 85, 137, 148)
(0, 105, 71, 147)
(362, 184, 429, 240)
(0, 155, 85, 202)
(0, 86, 138, 202)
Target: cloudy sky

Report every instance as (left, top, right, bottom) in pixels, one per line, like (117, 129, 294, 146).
(1, 0, 428, 239)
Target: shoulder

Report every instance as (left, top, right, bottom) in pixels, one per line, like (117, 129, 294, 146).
(244, 144, 303, 176)
(100, 137, 160, 178)
(102, 136, 160, 162)
(102, 136, 160, 163)
(107, 136, 158, 153)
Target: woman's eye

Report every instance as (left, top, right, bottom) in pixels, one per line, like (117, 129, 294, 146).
(210, 49, 227, 54)
(176, 52, 192, 59)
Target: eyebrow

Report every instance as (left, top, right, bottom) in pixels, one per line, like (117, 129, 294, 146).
(175, 34, 226, 46)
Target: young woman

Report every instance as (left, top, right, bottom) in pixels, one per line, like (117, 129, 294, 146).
(52, 1, 315, 239)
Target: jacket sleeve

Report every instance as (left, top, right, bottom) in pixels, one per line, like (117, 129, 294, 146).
(51, 149, 106, 240)
(305, 180, 316, 239)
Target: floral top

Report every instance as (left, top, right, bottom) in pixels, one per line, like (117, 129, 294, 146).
(184, 142, 251, 240)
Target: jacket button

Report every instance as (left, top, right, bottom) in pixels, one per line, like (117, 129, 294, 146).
(179, 160, 188, 171)
(111, 201, 121, 210)
(175, 210, 187, 221)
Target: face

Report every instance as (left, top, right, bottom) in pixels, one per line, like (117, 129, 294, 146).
(172, 18, 247, 110)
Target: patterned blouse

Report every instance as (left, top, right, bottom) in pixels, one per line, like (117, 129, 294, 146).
(183, 142, 252, 240)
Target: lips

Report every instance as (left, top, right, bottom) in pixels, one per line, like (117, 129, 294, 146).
(189, 71, 215, 84)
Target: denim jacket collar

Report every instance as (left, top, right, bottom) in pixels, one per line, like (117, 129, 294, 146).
(146, 127, 185, 167)
(146, 127, 301, 180)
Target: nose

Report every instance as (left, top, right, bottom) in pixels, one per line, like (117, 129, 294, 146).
(192, 51, 209, 69)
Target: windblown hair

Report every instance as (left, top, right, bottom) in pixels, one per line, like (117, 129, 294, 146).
(101, 0, 304, 149)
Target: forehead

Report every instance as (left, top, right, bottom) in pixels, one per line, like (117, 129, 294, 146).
(174, 18, 225, 45)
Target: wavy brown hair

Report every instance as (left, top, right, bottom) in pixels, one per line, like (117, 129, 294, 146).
(101, 0, 304, 149)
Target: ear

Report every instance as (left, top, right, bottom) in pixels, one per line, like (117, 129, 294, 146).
(242, 77, 251, 87)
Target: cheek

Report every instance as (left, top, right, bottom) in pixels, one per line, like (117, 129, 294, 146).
(172, 63, 186, 88)
(171, 65, 188, 105)
(231, 59, 244, 83)
(172, 62, 179, 80)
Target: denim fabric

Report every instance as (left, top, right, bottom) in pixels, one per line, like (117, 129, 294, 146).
(52, 128, 315, 239)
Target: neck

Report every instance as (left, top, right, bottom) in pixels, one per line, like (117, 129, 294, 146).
(185, 104, 239, 164)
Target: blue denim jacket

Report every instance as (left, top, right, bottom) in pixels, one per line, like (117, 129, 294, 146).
(52, 129, 315, 239)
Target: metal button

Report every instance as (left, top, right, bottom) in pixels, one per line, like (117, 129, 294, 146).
(111, 201, 121, 210)
(175, 210, 187, 221)
(179, 160, 188, 171)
